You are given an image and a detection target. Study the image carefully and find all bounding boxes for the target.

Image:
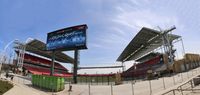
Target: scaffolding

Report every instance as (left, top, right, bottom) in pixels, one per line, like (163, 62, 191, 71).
(14, 41, 26, 71)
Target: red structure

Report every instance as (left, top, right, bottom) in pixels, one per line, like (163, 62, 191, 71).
(122, 55, 164, 78)
(17, 52, 72, 77)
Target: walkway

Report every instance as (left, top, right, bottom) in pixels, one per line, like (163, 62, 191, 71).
(2, 67, 200, 95)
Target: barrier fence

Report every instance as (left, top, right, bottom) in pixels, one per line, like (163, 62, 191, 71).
(64, 67, 200, 95)
(65, 75, 116, 85)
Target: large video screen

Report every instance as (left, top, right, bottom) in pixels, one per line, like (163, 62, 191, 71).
(46, 24, 87, 51)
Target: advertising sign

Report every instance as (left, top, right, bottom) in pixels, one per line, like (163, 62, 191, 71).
(46, 24, 87, 51)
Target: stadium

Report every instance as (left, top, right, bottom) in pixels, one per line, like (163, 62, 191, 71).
(1, 23, 200, 95)
(1, 1, 200, 95)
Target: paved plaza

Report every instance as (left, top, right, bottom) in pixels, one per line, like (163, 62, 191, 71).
(2, 67, 200, 95)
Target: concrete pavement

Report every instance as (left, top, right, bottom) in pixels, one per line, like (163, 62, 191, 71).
(2, 67, 200, 95)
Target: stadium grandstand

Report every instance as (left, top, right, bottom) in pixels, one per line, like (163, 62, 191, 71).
(122, 52, 165, 79)
(117, 26, 181, 79)
(13, 39, 73, 77)
(15, 51, 71, 77)
(11, 38, 120, 85)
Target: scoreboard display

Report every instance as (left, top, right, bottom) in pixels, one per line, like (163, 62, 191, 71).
(46, 24, 88, 51)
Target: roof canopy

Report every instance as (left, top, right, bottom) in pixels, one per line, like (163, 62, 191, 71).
(117, 27, 181, 62)
(14, 39, 74, 64)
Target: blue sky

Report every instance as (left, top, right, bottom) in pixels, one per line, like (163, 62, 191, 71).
(1, 0, 200, 73)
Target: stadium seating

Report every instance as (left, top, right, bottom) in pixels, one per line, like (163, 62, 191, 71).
(23, 53, 66, 70)
(122, 55, 164, 78)
(21, 53, 71, 77)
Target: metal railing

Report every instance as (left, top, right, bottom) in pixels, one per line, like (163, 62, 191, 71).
(162, 77, 200, 95)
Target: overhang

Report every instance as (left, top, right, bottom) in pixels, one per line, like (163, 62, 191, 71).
(14, 39, 74, 64)
(117, 27, 181, 62)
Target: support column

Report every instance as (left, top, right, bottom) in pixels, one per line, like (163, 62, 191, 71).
(73, 49, 79, 84)
(181, 38, 187, 71)
(50, 51, 55, 76)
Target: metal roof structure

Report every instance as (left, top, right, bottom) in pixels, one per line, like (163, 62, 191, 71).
(117, 27, 181, 62)
(14, 39, 74, 64)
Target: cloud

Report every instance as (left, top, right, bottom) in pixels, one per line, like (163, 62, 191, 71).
(111, 27, 127, 37)
(87, 0, 182, 53)
(102, 2, 180, 45)
(113, 6, 180, 31)
(90, 43, 108, 49)
(97, 33, 128, 44)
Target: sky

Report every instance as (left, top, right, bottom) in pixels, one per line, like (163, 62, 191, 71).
(0, 0, 200, 74)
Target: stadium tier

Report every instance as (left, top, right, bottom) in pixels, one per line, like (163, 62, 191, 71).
(16, 51, 72, 77)
(122, 54, 164, 78)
